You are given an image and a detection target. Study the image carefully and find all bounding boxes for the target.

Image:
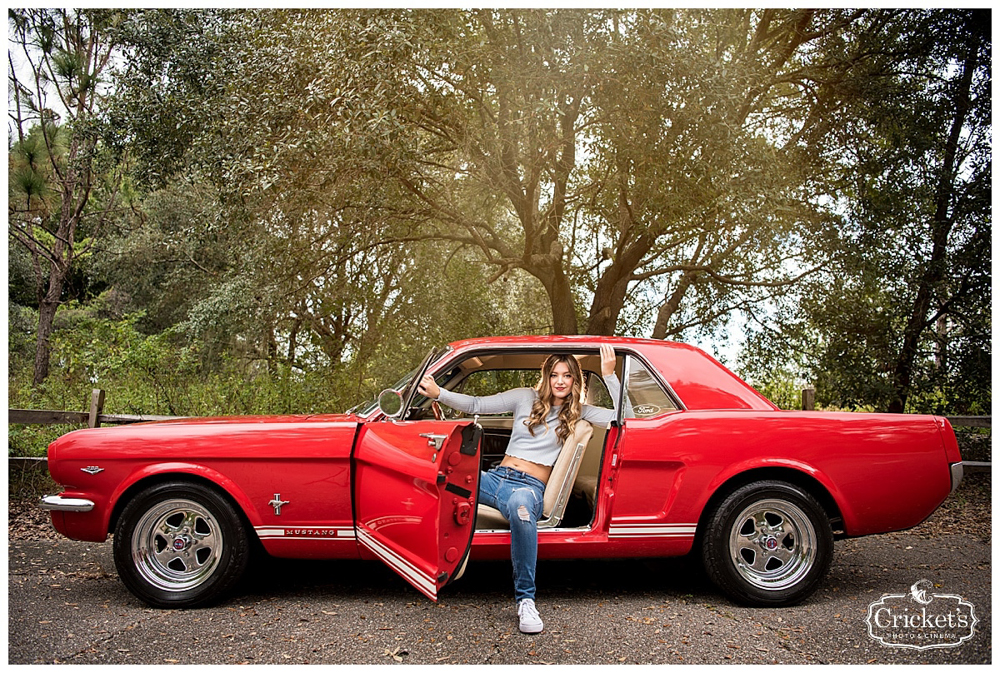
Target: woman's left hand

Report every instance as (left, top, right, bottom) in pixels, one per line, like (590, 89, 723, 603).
(417, 375, 440, 399)
(600, 343, 616, 377)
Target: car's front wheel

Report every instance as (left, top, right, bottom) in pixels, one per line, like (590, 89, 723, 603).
(113, 481, 249, 608)
(701, 480, 833, 606)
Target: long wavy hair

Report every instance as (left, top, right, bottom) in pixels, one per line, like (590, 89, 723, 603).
(525, 354, 583, 445)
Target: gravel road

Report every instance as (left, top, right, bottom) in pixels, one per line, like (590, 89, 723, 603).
(8, 471, 990, 665)
(8, 530, 990, 664)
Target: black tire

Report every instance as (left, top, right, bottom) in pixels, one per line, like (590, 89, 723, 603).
(113, 481, 250, 608)
(701, 480, 833, 607)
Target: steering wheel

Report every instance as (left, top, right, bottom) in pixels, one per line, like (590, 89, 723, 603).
(431, 400, 443, 421)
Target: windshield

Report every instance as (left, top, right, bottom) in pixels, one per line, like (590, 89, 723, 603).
(347, 347, 452, 417)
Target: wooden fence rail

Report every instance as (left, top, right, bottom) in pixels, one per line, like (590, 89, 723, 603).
(8, 409, 179, 427)
(8, 388, 180, 429)
(946, 416, 992, 428)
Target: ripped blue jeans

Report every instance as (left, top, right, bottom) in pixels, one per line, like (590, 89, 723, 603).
(478, 466, 546, 603)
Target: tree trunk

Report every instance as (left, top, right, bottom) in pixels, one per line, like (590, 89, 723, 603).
(887, 19, 978, 413)
(585, 281, 622, 336)
(287, 318, 301, 364)
(33, 294, 61, 387)
(652, 270, 698, 339)
(541, 265, 579, 335)
(32, 197, 73, 387)
(266, 325, 278, 374)
(586, 236, 653, 336)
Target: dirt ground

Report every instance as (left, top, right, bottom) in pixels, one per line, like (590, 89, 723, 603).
(9, 467, 990, 665)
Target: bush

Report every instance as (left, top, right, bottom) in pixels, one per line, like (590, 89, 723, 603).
(8, 304, 363, 457)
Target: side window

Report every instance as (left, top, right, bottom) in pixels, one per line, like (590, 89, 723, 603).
(625, 357, 677, 418)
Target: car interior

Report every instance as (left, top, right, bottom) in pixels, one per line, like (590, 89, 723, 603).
(410, 350, 621, 532)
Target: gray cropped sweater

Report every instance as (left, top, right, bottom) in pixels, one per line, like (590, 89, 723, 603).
(436, 374, 630, 467)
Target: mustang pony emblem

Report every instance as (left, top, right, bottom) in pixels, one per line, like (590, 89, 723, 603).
(268, 494, 290, 516)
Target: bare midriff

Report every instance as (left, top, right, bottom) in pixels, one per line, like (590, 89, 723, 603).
(500, 454, 552, 485)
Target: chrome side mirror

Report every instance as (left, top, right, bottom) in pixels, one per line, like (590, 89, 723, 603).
(377, 389, 404, 418)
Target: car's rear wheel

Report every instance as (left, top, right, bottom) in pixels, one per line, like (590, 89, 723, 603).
(113, 481, 249, 608)
(702, 480, 833, 606)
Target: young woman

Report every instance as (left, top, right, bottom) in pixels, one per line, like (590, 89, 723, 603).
(417, 344, 631, 634)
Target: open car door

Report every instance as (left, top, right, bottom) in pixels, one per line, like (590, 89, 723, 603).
(353, 419, 481, 601)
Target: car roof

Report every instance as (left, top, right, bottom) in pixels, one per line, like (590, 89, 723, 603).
(448, 334, 698, 351)
(445, 335, 776, 412)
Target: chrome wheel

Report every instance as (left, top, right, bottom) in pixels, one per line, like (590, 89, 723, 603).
(728, 497, 817, 591)
(131, 498, 223, 592)
(703, 480, 833, 606)
(115, 481, 249, 608)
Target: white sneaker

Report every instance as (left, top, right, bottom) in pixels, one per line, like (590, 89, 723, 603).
(517, 598, 544, 634)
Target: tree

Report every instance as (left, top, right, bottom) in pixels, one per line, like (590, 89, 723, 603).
(739, 9, 990, 414)
(878, 10, 990, 413)
(8, 9, 127, 385)
(99, 8, 989, 415)
(295, 9, 877, 337)
(105, 9, 893, 343)
(101, 10, 555, 389)
(577, 9, 859, 339)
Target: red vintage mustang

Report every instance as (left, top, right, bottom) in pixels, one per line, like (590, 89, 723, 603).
(41, 335, 963, 609)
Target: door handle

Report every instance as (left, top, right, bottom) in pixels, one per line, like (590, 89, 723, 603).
(419, 433, 448, 451)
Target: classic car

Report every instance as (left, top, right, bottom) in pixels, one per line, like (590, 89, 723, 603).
(40, 335, 963, 609)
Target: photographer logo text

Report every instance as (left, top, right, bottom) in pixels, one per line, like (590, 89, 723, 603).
(866, 580, 978, 650)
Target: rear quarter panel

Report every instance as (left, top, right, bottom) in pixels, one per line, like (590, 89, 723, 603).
(613, 410, 953, 542)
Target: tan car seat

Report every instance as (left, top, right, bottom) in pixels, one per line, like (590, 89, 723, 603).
(475, 420, 594, 529)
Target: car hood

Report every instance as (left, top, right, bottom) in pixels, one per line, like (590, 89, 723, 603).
(47, 412, 363, 469)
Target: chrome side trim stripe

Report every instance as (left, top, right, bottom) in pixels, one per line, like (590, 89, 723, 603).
(254, 526, 355, 539)
(608, 523, 697, 538)
(356, 527, 437, 600)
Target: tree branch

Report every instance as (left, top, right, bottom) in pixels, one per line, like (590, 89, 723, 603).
(632, 261, 823, 287)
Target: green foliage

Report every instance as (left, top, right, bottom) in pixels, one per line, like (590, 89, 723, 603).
(109, 9, 879, 338)
(752, 373, 807, 412)
(8, 125, 64, 218)
(8, 300, 351, 456)
(8, 246, 552, 456)
(9, 8, 131, 385)
(8, 8, 990, 455)
(739, 9, 990, 415)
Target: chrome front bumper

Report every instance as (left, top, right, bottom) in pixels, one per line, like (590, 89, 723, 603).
(949, 462, 964, 495)
(39, 494, 95, 512)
